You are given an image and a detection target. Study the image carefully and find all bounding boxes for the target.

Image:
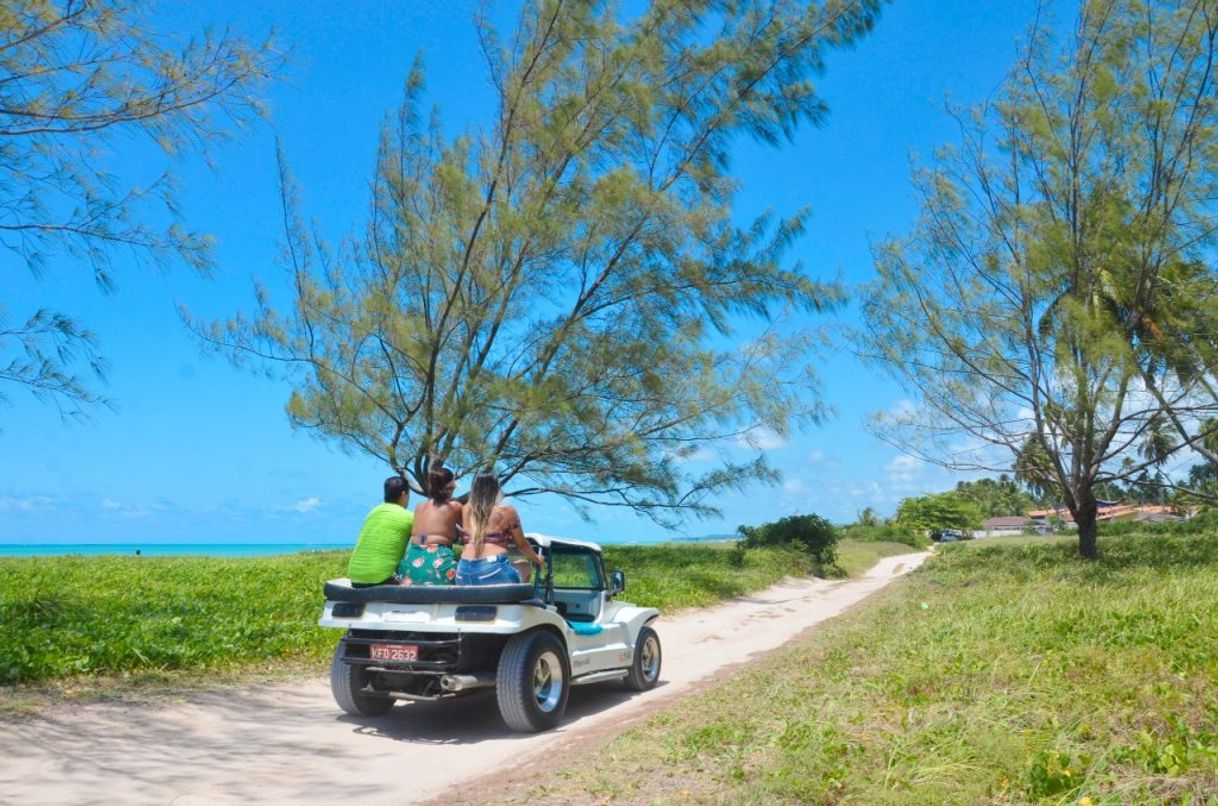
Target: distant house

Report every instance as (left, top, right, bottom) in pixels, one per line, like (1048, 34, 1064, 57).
(1025, 503, 1187, 526)
(973, 515, 1047, 538)
(1133, 506, 1185, 523)
(982, 516, 1031, 532)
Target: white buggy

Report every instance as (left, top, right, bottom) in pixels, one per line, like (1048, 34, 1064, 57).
(319, 534, 662, 732)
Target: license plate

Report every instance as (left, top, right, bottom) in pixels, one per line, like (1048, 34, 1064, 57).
(369, 643, 418, 662)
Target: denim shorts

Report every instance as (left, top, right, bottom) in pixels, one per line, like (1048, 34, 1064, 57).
(456, 555, 521, 585)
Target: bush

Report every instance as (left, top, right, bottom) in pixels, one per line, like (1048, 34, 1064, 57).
(838, 522, 929, 549)
(738, 514, 838, 565)
(894, 491, 981, 532)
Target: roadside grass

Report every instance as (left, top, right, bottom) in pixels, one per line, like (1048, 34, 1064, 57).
(831, 540, 916, 578)
(0, 539, 909, 695)
(0, 551, 347, 691)
(521, 532, 1218, 805)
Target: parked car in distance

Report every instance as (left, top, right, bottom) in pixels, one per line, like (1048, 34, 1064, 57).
(931, 528, 971, 542)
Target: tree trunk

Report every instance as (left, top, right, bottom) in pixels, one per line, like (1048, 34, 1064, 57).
(1075, 490, 1099, 560)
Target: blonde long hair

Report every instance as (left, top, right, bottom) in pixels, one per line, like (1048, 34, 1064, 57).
(466, 472, 501, 553)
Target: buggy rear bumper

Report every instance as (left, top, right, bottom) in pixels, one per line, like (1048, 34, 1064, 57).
(323, 579, 538, 604)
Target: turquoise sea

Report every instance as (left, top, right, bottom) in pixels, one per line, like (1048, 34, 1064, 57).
(0, 543, 350, 558)
(0, 534, 734, 558)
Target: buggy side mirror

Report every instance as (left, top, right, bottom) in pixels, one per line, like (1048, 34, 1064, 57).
(610, 570, 625, 595)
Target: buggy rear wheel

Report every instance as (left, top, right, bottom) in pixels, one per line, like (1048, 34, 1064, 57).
(330, 638, 393, 716)
(496, 630, 569, 732)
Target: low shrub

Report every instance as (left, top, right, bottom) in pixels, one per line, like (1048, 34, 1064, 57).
(737, 514, 839, 566)
(838, 521, 929, 549)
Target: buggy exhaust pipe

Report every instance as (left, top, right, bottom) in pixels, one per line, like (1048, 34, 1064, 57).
(440, 672, 496, 692)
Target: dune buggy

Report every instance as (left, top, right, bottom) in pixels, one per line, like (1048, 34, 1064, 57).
(319, 534, 661, 732)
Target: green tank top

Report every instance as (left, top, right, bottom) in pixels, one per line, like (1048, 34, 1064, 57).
(346, 503, 414, 584)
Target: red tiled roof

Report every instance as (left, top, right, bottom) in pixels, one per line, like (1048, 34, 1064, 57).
(1026, 504, 1181, 523)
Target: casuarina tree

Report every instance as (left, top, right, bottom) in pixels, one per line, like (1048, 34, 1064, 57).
(0, 0, 278, 415)
(860, 0, 1218, 558)
(197, 0, 885, 523)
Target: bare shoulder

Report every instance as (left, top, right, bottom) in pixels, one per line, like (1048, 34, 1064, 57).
(496, 503, 520, 522)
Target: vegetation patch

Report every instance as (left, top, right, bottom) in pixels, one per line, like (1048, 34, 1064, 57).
(0, 540, 905, 693)
(521, 532, 1218, 804)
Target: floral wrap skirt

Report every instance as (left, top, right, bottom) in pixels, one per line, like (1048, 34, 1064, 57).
(398, 541, 457, 586)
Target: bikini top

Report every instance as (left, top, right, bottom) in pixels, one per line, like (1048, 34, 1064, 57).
(458, 517, 520, 548)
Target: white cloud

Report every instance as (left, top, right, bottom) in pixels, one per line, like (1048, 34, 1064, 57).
(97, 499, 152, 519)
(268, 496, 324, 515)
(782, 478, 806, 494)
(885, 454, 921, 479)
(886, 399, 918, 420)
(736, 425, 787, 452)
(293, 497, 322, 514)
(883, 453, 933, 495)
(668, 446, 715, 464)
(0, 495, 52, 513)
(806, 450, 827, 464)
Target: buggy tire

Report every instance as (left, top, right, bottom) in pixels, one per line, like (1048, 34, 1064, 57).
(330, 638, 393, 717)
(496, 630, 569, 732)
(624, 626, 661, 691)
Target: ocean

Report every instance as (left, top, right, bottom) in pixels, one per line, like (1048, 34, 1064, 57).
(0, 534, 734, 558)
(0, 543, 351, 558)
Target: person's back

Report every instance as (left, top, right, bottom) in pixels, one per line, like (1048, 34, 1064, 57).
(456, 472, 543, 585)
(399, 462, 463, 586)
(412, 499, 463, 543)
(347, 476, 414, 586)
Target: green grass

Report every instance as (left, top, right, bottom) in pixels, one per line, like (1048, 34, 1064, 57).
(832, 540, 917, 578)
(525, 532, 1218, 805)
(603, 543, 817, 610)
(0, 540, 906, 690)
(0, 551, 348, 687)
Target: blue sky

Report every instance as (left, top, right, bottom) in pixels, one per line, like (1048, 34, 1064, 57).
(0, 1, 1046, 544)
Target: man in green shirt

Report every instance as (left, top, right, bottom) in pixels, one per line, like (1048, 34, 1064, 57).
(347, 476, 415, 586)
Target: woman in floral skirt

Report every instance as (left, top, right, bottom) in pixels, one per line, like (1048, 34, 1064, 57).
(398, 461, 463, 585)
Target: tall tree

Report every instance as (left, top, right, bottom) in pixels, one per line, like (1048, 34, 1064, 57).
(894, 491, 981, 533)
(951, 475, 1034, 518)
(0, 0, 277, 414)
(860, 0, 1218, 558)
(197, 0, 884, 524)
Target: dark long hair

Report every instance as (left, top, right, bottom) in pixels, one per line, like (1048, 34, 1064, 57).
(466, 472, 501, 552)
(428, 459, 455, 504)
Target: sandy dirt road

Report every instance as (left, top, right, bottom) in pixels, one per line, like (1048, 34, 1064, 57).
(1, 552, 926, 805)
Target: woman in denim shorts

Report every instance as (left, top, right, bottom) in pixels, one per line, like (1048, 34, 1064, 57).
(457, 472, 544, 585)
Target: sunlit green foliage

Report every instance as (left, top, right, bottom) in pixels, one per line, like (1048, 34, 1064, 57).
(531, 531, 1218, 803)
(0, 552, 342, 686)
(602, 543, 817, 610)
(0, 541, 895, 686)
(737, 513, 839, 565)
(950, 475, 1033, 517)
(837, 520, 927, 549)
(199, 0, 885, 524)
(895, 490, 981, 532)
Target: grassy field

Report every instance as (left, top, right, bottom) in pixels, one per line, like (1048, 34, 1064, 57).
(0, 539, 911, 691)
(521, 532, 1218, 805)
